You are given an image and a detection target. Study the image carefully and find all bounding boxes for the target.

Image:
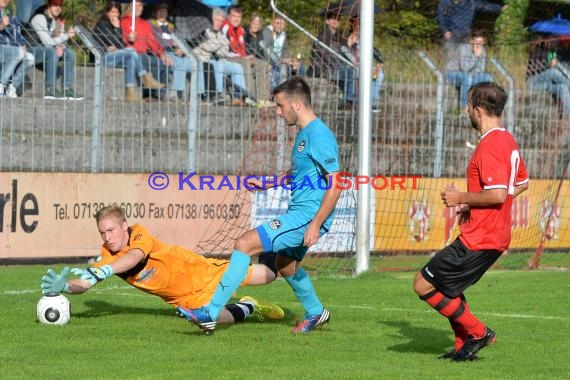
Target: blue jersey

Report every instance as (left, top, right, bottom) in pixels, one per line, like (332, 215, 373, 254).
(289, 118, 339, 225)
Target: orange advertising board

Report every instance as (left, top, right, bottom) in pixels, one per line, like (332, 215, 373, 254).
(373, 179, 569, 252)
(0, 173, 251, 259)
(1, 173, 567, 258)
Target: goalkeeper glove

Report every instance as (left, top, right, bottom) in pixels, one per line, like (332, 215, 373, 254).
(71, 265, 113, 286)
(41, 267, 71, 295)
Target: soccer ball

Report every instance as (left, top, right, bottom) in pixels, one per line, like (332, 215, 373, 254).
(37, 294, 71, 325)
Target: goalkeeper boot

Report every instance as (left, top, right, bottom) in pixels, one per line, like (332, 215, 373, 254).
(291, 308, 330, 334)
(176, 306, 216, 335)
(240, 296, 285, 321)
(452, 327, 496, 361)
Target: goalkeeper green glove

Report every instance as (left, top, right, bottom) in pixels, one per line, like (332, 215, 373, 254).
(41, 267, 71, 295)
(71, 265, 113, 286)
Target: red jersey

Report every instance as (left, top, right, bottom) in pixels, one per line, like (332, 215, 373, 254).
(222, 20, 247, 57)
(459, 128, 528, 252)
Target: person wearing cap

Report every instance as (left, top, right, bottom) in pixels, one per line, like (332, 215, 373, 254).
(29, 0, 83, 100)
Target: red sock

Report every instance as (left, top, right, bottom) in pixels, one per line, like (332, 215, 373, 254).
(420, 290, 486, 340)
(450, 320, 467, 350)
(455, 299, 486, 338)
(449, 294, 468, 350)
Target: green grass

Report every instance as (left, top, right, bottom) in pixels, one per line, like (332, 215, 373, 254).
(1, 265, 569, 379)
(303, 252, 570, 274)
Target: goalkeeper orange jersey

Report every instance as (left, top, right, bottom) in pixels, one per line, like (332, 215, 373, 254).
(95, 224, 253, 309)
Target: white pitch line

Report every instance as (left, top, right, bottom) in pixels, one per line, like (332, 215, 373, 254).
(7, 287, 568, 322)
(90, 285, 134, 292)
(3, 290, 37, 295)
(114, 292, 148, 298)
(2, 285, 132, 296)
(377, 306, 570, 321)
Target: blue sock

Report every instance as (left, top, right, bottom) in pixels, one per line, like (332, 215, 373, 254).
(209, 250, 251, 320)
(284, 268, 324, 317)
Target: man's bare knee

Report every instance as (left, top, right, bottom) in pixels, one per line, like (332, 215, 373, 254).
(276, 256, 298, 277)
(413, 271, 434, 296)
(234, 230, 262, 255)
(234, 236, 250, 253)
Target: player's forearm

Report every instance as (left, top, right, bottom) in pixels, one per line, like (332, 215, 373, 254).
(109, 249, 144, 274)
(513, 182, 529, 199)
(66, 279, 93, 294)
(460, 188, 507, 206)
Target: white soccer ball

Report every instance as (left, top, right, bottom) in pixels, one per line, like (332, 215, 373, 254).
(37, 294, 71, 325)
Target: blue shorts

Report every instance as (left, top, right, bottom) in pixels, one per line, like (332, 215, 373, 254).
(256, 211, 329, 261)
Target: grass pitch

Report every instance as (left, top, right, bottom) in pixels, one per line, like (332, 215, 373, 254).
(1, 265, 569, 379)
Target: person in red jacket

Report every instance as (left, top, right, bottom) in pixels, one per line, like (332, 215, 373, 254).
(120, 0, 172, 99)
(221, 5, 251, 59)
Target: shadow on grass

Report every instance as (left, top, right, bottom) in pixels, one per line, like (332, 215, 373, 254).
(75, 300, 297, 328)
(381, 320, 453, 354)
(73, 300, 173, 318)
(175, 307, 299, 336)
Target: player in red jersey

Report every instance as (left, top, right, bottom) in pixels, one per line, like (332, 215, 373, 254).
(413, 82, 529, 361)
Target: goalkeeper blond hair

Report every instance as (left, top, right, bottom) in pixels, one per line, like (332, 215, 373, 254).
(94, 204, 126, 224)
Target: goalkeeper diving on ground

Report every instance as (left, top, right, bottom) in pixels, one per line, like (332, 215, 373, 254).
(40, 203, 284, 327)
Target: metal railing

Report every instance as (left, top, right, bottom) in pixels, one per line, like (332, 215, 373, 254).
(0, 25, 567, 179)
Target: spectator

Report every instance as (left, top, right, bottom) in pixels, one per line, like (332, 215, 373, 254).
(0, 0, 34, 98)
(121, 0, 172, 100)
(222, 5, 251, 59)
(262, 14, 305, 90)
(526, 43, 570, 118)
(309, 12, 341, 77)
(309, 11, 356, 108)
(150, 3, 193, 101)
(436, 0, 505, 44)
(343, 17, 384, 110)
(93, 1, 164, 103)
(244, 12, 264, 59)
(192, 7, 252, 106)
(444, 30, 492, 111)
(29, 0, 82, 100)
(437, 0, 505, 75)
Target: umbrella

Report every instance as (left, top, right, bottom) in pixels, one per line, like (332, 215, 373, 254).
(529, 14, 570, 36)
(170, 0, 213, 42)
(119, 0, 212, 40)
(15, 0, 44, 23)
(319, 0, 384, 18)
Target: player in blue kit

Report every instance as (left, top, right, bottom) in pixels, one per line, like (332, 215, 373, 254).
(178, 76, 342, 334)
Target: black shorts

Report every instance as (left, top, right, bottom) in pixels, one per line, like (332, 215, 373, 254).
(420, 238, 501, 298)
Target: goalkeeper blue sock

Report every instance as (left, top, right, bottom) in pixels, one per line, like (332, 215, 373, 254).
(208, 250, 251, 320)
(284, 268, 324, 317)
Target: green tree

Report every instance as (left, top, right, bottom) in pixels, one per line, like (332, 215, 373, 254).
(61, 0, 101, 27)
(494, 0, 530, 45)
